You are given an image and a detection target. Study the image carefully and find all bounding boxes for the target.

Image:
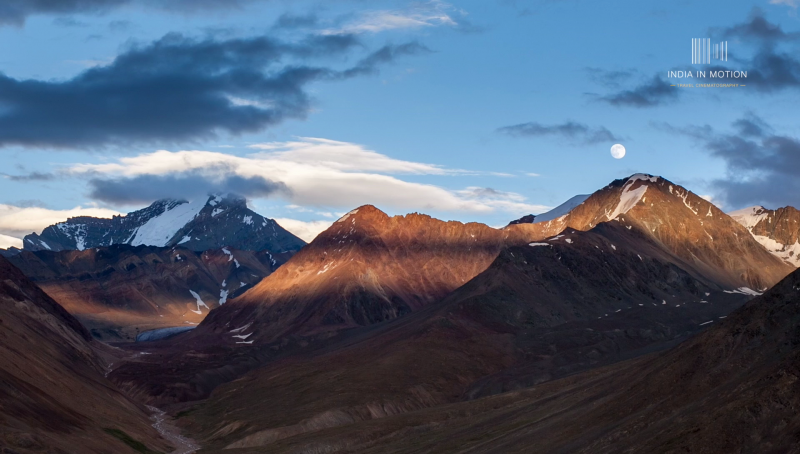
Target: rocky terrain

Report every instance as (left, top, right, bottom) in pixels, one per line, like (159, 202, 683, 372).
(730, 205, 800, 267)
(0, 256, 172, 454)
(8, 244, 291, 341)
(21, 193, 305, 254)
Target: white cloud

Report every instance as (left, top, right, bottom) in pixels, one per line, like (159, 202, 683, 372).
(274, 218, 333, 242)
(0, 233, 22, 249)
(699, 194, 723, 209)
(771, 0, 799, 9)
(323, 1, 458, 35)
(0, 204, 120, 239)
(69, 137, 549, 216)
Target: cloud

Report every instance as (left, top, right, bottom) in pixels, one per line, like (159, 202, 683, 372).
(721, 8, 800, 40)
(273, 13, 318, 30)
(68, 137, 549, 214)
(598, 76, 678, 107)
(88, 171, 289, 204)
(770, 0, 799, 10)
(273, 218, 332, 242)
(598, 12, 800, 106)
(664, 114, 800, 209)
(323, 1, 458, 35)
(497, 120, 621, 144)
(0, 32, 426, 149)
(584, 67, 637, 89)
(0, 0, 270, 26)
(0, 204, 120, 238)
(2, 171, 57, 182)
(0, 233, 22, 249)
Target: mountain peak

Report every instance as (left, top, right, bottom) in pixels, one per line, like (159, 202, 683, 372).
(505, 173, 792, 289)
(23, 194, 305, 253)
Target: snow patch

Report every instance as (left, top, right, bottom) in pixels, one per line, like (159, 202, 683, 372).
(533, 194, 590, 224)
(189, 290, 209, 314)
(608, 177, 649, 220)
(132, 198, 205, 247)
(337, 209, 359, 223)
(724, 287, 763, 296)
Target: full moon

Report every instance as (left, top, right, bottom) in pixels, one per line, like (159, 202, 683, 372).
(610, 143, 626, 159)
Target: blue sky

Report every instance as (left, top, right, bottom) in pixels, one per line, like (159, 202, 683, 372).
(1, 0, 800, 245)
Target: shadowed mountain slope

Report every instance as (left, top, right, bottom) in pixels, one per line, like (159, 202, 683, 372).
(0, 256, 172, 454)
(8, 244, 289, 341)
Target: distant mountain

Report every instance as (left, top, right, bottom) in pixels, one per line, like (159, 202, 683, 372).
(506, 213, 536, 226)
(22, 193, 306, 254)
(506, 174, 792, 290)
(0, 256, 171, 453)
(0, 246, 21, 257)
(729, 205, 800, 267)
(8, 244, 290, 341)
(506, 195, 590, 227)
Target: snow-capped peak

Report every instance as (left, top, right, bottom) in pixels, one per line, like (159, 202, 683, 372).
(728, 206, 769, 230)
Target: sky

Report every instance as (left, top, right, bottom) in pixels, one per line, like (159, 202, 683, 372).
(1, 0, 800, 246)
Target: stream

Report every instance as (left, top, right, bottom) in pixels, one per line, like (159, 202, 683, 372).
(147, 405, 200, 454)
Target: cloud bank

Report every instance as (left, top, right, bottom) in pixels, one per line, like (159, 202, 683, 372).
(68, 137, 550, 214)
(0, 32, 427, 149)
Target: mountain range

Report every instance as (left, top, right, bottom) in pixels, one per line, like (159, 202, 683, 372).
(4, 172, 800, 453)
(20, 193, 305, 254)
(100, 174, 798, 452)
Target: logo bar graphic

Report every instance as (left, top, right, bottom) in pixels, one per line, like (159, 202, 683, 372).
(692, 38, 727, 64)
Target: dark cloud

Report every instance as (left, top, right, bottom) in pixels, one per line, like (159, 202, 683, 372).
(598, 76, 678, 107)
(497, 120, 621, 144)
(2, 171, 57, 182)
(584, 67, 637, 89)
(273, 13, 318, 30)
(0, 32, 426, 149)
(88, 171, 289, 204)
(720, 8, 800, 42)
(52, 16, 88, 27)
(664, 115, 800, 209)
(340, 42, 430, 78)
(0, 0, 269, 25)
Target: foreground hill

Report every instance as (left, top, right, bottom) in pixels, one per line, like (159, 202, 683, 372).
(0, 256, 172, 453)
(22, 193, 305, 253)
(8, 244, 290, 341)
(730, 205, 800, 267)
(220, 262, 800, 453)
(170, 222, 753, 451)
